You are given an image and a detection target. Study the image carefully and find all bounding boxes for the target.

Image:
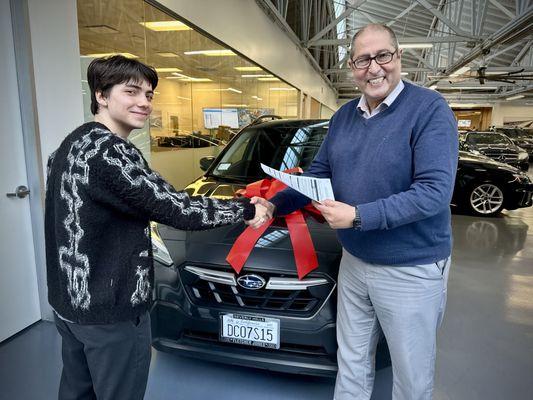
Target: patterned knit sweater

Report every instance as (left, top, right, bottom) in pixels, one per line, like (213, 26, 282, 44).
(45, 122, 254, 324)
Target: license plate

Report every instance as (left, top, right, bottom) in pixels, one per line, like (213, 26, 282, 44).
(220, 313, 280, 349)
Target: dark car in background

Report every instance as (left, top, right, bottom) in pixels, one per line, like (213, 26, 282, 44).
(452, 150, 532, 216)
(492, 127, 533, 157)
(150, 119, 533, 376)
(459, 131, 529, 171)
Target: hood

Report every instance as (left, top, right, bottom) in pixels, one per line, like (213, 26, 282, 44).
(458, 151, 520, 173)
(159, 177, 342, 276)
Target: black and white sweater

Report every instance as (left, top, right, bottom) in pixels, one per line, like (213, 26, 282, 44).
(45, 122, 254, 324)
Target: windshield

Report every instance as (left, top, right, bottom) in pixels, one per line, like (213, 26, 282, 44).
(467, 133, 512, 145)
(210, 121, 328, 181)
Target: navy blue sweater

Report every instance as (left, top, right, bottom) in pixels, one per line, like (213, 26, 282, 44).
(271, 81, 458, 265)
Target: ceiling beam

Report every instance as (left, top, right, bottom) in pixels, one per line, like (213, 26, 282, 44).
(488, 0, 516, 19)
(511, 40, 532, 65)
(404, 48, 436, 70)
(485, 40, 525, 62)
(387, 2, 420, 27)
(306, 0, 367, 46)
(441, 7, 533, 77)
(324, 67, 435, 74)
(495, 84, 533, 98)
(309, 35, 485, 46)
(414, 0, 476, 38)
(254, 0, 336, 92)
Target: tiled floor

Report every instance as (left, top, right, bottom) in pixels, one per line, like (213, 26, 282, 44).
(1, 207, 533, 399)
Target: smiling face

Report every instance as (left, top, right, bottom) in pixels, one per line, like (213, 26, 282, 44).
(349, 27, 402, 110)
(95, 80, 154, 138)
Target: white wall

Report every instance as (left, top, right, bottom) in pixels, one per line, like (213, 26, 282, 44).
(28, 0, 85, 173)
(25, 0, 84, 320)
(156, 0, 338, 111)
(491, 102, 533, 126)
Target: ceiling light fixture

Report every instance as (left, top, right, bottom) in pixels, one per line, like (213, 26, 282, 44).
(84, 25, 119, 34)
(155, 68, 182, 73)
(450, 66, 471, 77)
(506, 94, 525, 101)
(83, 52, 138, 59)
(269, 87, 296, 91)
(436, 86, 498, 90)
(399, 43, 433, 49)
(251, 96, 263, 101)
(157, 52, 180, 58)
(400, 72, 409, 76)
(184, 50, 236, 56)
(139, 21, 191, 31)
(223, 104, 248, 107)
(227, 87, 242, 93)
(258, 77, 280, 81)
(241, 74, 274, 78)
(168, 72, 212, 82)
(235, 66, 263, 71)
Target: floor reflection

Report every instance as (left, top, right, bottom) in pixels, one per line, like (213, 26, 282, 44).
(452, 214, 528, 262)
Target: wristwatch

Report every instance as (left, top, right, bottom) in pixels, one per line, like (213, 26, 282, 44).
(352, 206, 362, 230)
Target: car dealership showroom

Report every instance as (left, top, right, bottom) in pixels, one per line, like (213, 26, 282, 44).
(1, 0, 533, 399)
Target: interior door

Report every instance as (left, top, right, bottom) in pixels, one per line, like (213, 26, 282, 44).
(0, 0, 41, 342)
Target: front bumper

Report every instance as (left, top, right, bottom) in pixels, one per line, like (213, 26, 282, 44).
(151, 300, 339, 377)
(505, 183, 533, 209)
(151, 263, 340, 377)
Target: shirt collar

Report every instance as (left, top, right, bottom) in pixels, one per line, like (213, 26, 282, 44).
(356, 80, 405, 115)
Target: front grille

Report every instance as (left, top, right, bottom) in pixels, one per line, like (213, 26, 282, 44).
(179, 266, 334, 316)
(482, 150, 518, 162)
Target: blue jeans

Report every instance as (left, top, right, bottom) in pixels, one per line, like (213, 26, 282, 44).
(334, 250, 451, 400)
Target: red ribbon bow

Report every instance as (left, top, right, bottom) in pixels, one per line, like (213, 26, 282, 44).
(226, 168, 321, 279)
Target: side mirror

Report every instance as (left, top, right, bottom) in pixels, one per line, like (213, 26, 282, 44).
(199, 156, 215, 171)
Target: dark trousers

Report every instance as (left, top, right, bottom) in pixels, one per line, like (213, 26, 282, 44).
(54, 311, 152, 400)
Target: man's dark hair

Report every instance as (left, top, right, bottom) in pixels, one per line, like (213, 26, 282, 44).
(87, 55, 158, 115)
(349, 24, 400, 59)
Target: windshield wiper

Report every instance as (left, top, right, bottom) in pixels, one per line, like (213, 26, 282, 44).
(206, 174, 251, 184)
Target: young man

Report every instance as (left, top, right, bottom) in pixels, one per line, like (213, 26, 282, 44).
(253, 24, 458, 399)
(45, 55, 267, 400)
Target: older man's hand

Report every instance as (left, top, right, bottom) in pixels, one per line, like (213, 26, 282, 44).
(251, 196, 275, 219)
(245, 197, 276, 229)
(312, 200, 356, 229)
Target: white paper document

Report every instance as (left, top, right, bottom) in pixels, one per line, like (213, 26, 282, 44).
(260, 163, 335, 202)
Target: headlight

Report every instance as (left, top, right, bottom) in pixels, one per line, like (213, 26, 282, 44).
(518, 152, 528, 161)
(470, 149, 482, 156)
(509, 173, 531, 184)
(151, 223, 173, 266)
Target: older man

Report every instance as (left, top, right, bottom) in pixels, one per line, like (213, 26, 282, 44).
(254, 24, 458, 399)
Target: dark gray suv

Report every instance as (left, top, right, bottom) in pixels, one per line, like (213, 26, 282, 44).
(149, 119, 390, 376)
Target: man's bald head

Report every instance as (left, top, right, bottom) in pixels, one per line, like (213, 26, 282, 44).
(349, 24, 399, 60)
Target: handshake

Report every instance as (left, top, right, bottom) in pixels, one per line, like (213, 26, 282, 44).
(245, 197, 276, 229)
(245, 197, 358, 230)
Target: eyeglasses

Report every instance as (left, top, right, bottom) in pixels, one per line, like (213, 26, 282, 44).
(350, 50, 398, 69)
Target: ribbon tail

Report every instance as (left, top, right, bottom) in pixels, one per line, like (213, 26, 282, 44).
(285, 212, 318, 279)
(226, 222, 271, 274)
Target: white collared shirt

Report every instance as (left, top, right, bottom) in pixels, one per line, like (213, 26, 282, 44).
(356, 80, 405, 119)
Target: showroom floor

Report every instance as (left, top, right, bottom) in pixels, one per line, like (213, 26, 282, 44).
(1, 206, 533, 399)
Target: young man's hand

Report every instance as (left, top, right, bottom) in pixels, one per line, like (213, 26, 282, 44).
(245, 197, 276, 229)
(312, 200, 356, 229)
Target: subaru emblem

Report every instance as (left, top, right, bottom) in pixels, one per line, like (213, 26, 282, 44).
(237, 274, 266, 290)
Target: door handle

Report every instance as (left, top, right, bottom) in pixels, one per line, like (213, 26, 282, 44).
(6, 185, 30, 198)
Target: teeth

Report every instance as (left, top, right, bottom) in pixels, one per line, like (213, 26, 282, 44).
(369, 77, 384, 85)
